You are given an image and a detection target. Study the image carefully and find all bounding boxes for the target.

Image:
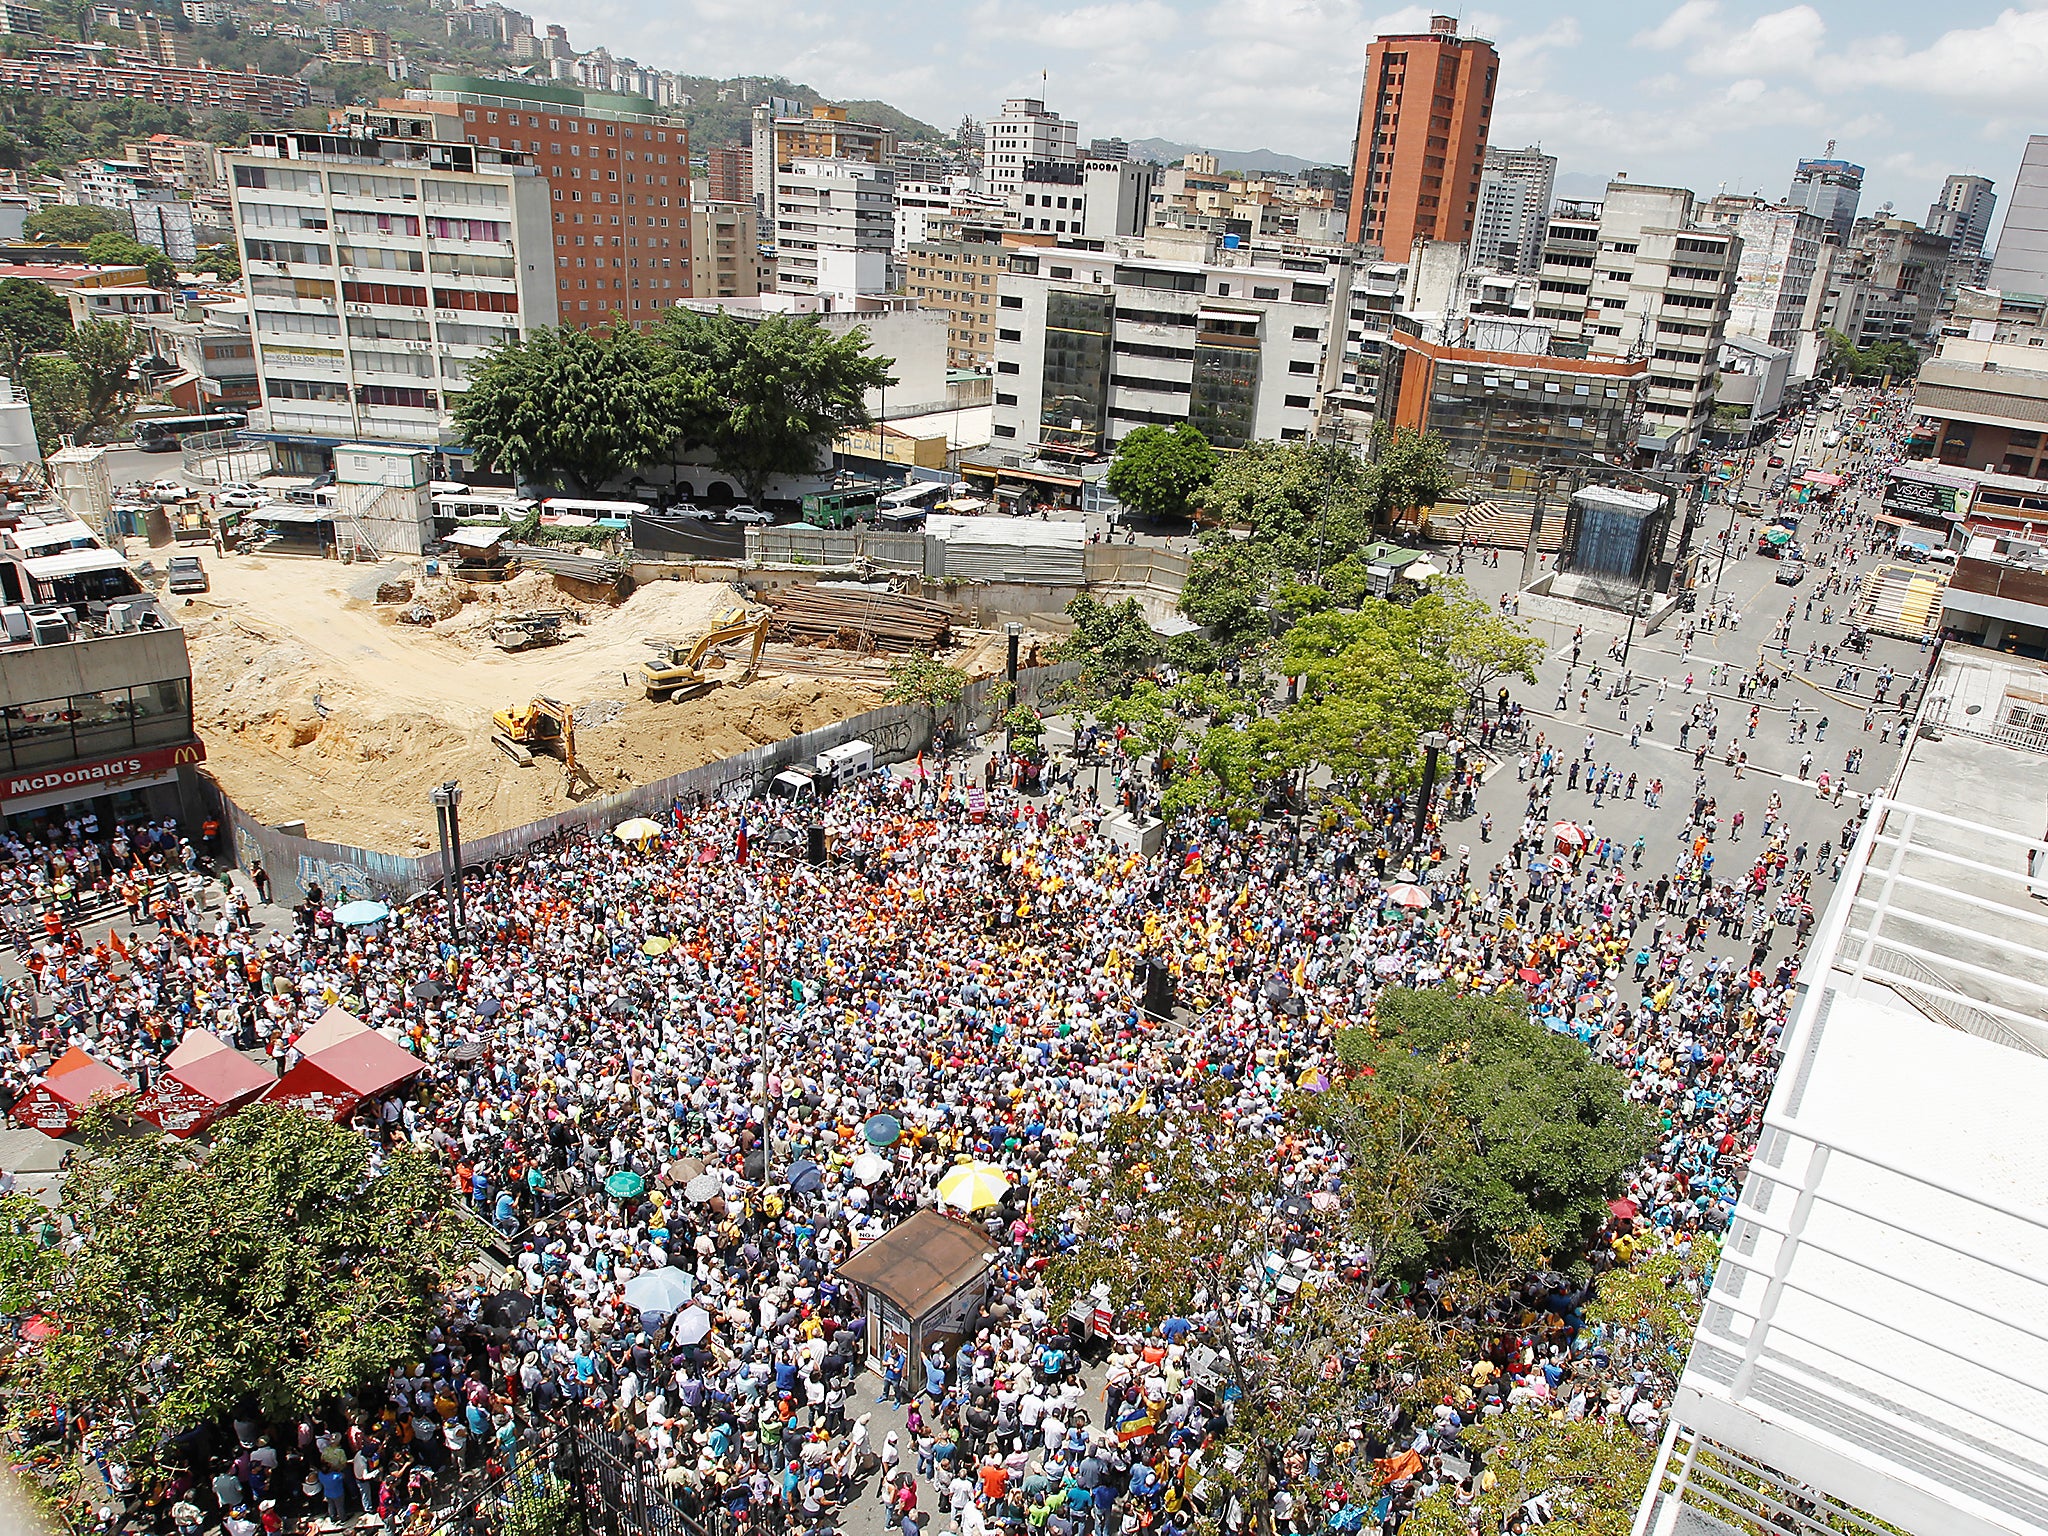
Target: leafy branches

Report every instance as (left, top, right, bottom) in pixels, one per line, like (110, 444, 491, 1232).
(1105, 422, 1217, 521)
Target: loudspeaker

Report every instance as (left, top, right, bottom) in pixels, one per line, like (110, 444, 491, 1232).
(806, 825, 828, 866)
(1140, 959, 1174, 1021)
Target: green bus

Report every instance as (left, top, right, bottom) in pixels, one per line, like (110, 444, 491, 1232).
(801, 487, 881, 529)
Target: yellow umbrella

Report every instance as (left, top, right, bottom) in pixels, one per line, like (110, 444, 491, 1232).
(936, 1161, 1012, 1212)
(642, 936, 674, 956)
(615, 817, 663, 843)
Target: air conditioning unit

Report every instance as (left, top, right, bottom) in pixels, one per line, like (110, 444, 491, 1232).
(104, 602, 135, 633)
(29, 612, 72, 646)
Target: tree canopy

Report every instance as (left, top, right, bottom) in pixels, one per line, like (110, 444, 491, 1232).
(22, 203, 122, 243)
(0, 276, 72, 372)
(1824, 327, 1920, 383)
(452, 322, 681, 493)
(1054, 591, 1164, 708)
(1104, 422, 1217, 521)
(658, 308, 895, 507)
(0, 1101, 474, 1475)
(82, 231, 176, 289)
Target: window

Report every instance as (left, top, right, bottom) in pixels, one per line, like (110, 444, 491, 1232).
(998, 328, 1021, 342)
(995, 392, 1018, 406)
(994, 423, 1017, 438)
(996, 360, 1020, 375)
(1292, 326, 1318, 340)
(1050, 266, 1072, 279)
(357, 384, 437, 409)
(1288, 360, 1315, 374)
(243, 237, 331, 266)
(342, 281, 427, 307)
(1290, 282, 1328, 305)
(233, 165, 320, 193)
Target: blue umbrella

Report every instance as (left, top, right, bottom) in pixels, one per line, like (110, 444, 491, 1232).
(475, 998, 503, 1018)
(864, 1113, 902, 1147)
(335, 900, 390, 926)
(621, 1266, 694, 1314)
(787, 1159, 824, 1196)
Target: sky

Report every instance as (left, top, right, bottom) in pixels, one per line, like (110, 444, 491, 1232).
(527, 0, 2047, 225)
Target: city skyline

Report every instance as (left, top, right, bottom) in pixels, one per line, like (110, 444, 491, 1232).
(524, 0, 2041, 226)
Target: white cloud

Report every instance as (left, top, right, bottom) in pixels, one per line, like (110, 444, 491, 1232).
(1632, 2, 1827, 78)
(1634, 0, 1719, 50)
(1847, 7, 2048, 109)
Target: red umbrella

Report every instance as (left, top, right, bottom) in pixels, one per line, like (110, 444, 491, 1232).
(1609, 1197, 1639, 1221)
(1516, 966, 1544, 985)
(19, 1315, 56, 1341)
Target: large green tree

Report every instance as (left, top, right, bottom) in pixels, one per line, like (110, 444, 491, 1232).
(453, 322, 679, 493)
(0, 1101, 474, 1478)
(64, 318, 143, 438)
(22, 203, 122, 243)
(1177, 531, 1275, 654)
(1367, 423, 1459, 525)
(1194, 438, 1377, 571)
(1104, 422, 1217, 521)
(19, 353, 87, 451)
(0, 276, 72, 372)
(658, 309, 894, 508)
(1054, 591, 1163, 707)
(83, 231, 176, 289)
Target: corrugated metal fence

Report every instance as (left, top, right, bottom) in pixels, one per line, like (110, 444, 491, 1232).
(217, 662, 1079, 909)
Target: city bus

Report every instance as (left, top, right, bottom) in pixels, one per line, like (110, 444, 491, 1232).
(801, 487, 882, 529)
(133, 412, 248, 452)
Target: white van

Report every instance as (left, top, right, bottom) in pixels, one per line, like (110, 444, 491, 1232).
(767, 739, 882, 805)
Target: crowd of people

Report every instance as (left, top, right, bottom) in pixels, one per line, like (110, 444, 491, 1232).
(3, 394, 1924, 1536)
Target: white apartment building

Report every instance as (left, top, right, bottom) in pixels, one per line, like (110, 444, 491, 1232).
(990, 238, 1349, 455)
(1701, 195, 1824, 353)
(224, 120, 557, 458)
(982, 98, 1076, 202)
(1007, 158, 1154, 242)
(72, 158, 170, 212)
(774, 157, 896, 301)
(893, 175, 995, 250)
(1533, 183, 1739, 463)
(1471, 145, 1555, 274)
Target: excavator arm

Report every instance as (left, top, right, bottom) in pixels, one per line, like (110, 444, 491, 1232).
(642, 611, 769, 698)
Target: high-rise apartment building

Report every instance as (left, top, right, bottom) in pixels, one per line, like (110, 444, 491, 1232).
(982, 98, 1077, 202)
(1531, 182, 1739, 463)
(1927, 173, 1997, 256)
(413, 76, 690, 330)
(751, 104, 893, 287)
(1345, 14, 1497, 255)
(1700, 195, 1824, 351)
(1989, 137, 2048, 297)
(775, 158, 896, 301)
(225, 111, 557, 457)
(904, 234, 1004, 367)
(1471, 145, 1555, 273)
(990, 237, 1349, 456)
(1787, 152, 1864, 245)
(704, 143, 750, 205)
(688, 197, 766, 298)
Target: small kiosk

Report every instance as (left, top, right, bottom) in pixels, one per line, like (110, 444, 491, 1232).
(836, 1208, 1000, 1378)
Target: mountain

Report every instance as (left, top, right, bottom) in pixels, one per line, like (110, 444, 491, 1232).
(1122, 137, 1339, 175)
(672, 77, 949, 149)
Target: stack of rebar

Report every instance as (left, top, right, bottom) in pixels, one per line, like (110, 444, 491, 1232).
(760, 584, 952, 651)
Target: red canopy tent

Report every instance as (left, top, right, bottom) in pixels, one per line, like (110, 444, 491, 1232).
(138, 1031, 275, 1139)
(266, 1028, 423, 1123)
(12, 1048, 137, 1135)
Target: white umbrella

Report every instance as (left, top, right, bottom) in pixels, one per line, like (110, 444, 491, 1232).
(851, 1150, 890, 1186)
(673, 1306, 713, 1346)
(684, 1172, 723, 1203)
(622, 1266, 694, 1313)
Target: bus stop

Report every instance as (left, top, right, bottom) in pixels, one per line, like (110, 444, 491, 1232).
(836, 1208, 1000, 1379)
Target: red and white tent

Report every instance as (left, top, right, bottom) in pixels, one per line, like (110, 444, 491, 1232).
(266, 1008, 423, 1123)
(12, 1048, 137, 1135)
(138, 1031, 275, 1139)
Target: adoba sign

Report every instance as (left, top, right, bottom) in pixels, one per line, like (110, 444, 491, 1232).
(2, 741, 206, 806)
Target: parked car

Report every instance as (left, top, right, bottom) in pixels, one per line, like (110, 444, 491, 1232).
(149, 479, 188, 503)
(217, 487, 265, 508)
(1775, 560, 1806, 586)
(166, 554, 209, 593)
(723, 505, 773, 525)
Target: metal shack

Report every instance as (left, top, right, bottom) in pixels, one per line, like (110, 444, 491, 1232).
(835, 1207, 999, 1378)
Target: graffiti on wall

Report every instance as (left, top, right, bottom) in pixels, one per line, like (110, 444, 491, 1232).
(296, 854, 379, 905)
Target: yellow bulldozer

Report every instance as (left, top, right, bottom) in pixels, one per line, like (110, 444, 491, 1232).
(492, 696, 580, 771)
(641, 607, 769, 701)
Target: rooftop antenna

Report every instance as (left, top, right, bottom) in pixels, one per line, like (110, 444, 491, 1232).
(1824, 138, 1836, 159)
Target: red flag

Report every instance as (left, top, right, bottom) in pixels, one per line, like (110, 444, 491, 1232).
(736, 816, 749, 865)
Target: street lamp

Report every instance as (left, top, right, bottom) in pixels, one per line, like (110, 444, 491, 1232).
(1410, 730, 1449, 855)
(429, 780, 464, 938)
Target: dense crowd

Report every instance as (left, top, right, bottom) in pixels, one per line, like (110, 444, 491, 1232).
(3, 397, 1922, 1536)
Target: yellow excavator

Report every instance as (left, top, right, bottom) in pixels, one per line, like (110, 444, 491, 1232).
(492, 696, 579, 770)
(641, 607, 769, 700)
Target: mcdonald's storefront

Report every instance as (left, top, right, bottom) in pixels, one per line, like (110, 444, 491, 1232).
(0, 739, 209, 834)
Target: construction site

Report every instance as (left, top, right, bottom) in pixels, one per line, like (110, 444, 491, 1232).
(178, 556, 1017, 854)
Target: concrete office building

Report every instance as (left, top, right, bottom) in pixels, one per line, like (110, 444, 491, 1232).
(1007, 157, 1155, 242)
(1701, 195, 1824, 352)
(225, 110, 557, 466)
(982, 98, 1077, 203)
(1345, 14, 1498, 254)
(904, 234, 1003, 367)
(1928, 173, 1997, 257)
(990, 238, 1349, 456)
(1531, 182, 1739, 463)
(1990, 137, 2048, 299)
(410, 77, 691, 330)
(774, 157, 896, 301)
(688, 196, 765, 298)
(1471, 145, 1554, 274)
(1788, 151, 1864, 245)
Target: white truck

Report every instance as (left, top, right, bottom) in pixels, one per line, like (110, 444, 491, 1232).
(767, 739, 882, 806)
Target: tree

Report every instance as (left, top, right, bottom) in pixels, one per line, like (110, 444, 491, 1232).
(1178, 532, 1275, 654)
(193, 241, 240, 280)
(63, 318, 142, 437)
(1366, 424, 1458, 526)
(1194, 438, 1377, 572)
(1346, 988, 1652, 1272)
(1105, 422, 1217, 522)
(658, 309, 894, 508)
(1054, 591, 1162, 707)
(1399, 1409, 1660, 1536)
(0, 276, 72, 372)
(22, 203, 122, 242)
(1276, 602, 1466, 798)
(883, 652, 969, 711)
(19, 354, 86, 451)
(1402, 578, 1546, 709)
(0, 1101, 475, 1478)
(453, 323, 679, 493)
(1824, 327, 1922, 384)
(82, 230, 176, 289)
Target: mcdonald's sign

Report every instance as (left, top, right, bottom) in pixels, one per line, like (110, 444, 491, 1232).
(1, 740, 208, 807)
